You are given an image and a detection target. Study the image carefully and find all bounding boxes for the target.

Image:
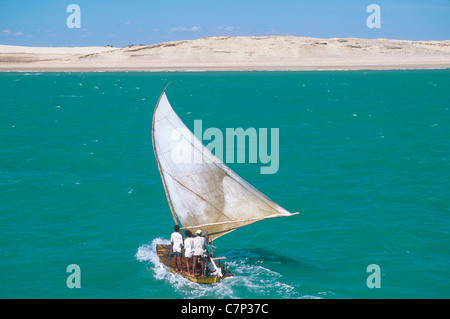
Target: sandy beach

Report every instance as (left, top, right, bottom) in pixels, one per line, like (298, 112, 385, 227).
(1, 36, 449, 71)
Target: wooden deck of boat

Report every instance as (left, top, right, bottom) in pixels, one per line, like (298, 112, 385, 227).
(156, 244, 234, 284)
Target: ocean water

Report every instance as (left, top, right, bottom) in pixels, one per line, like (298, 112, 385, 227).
(0, 70, 449, 299)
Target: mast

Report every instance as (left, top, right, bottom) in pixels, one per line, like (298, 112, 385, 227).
(152, 84, 178, 226)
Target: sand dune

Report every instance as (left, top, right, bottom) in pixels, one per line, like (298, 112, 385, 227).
(1, 36, 449, 71)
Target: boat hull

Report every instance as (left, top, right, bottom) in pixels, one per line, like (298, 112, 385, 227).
(156, 244, 234, 284)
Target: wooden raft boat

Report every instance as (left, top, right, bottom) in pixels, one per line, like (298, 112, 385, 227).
(156, 244, 234, 284)
(151, 86, 299, 284)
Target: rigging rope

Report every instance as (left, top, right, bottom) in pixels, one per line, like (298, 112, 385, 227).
(233, 215, 290, 250)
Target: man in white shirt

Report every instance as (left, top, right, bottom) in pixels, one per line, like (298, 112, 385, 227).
(170, 225, 183, 272)
(192, 229, 209, 277)
(184, 230, 194, 276)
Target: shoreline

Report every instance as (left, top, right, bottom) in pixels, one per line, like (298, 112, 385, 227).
(1, 64, 448, 72)
(0, 66, 450, 73)
(1, 36, 449, 72)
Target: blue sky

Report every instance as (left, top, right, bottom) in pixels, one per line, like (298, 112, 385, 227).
(1, 0, 449, 47)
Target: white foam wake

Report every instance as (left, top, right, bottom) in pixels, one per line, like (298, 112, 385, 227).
(136, 238, 321, 299)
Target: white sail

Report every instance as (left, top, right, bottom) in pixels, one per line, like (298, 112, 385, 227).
(152, 91, 298, 241)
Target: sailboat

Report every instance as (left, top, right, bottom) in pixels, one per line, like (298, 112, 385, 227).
(152, 87, 299, 284)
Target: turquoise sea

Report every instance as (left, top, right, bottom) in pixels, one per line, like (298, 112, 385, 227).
(0, 70, 449, 299)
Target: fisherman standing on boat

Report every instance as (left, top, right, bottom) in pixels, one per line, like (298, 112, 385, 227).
(183, 230, 194, 276)
(170, 225, 183, 272)
(193, 229, 209, 277)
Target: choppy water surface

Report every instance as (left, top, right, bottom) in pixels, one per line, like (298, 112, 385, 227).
(1, 70, 449, 298)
